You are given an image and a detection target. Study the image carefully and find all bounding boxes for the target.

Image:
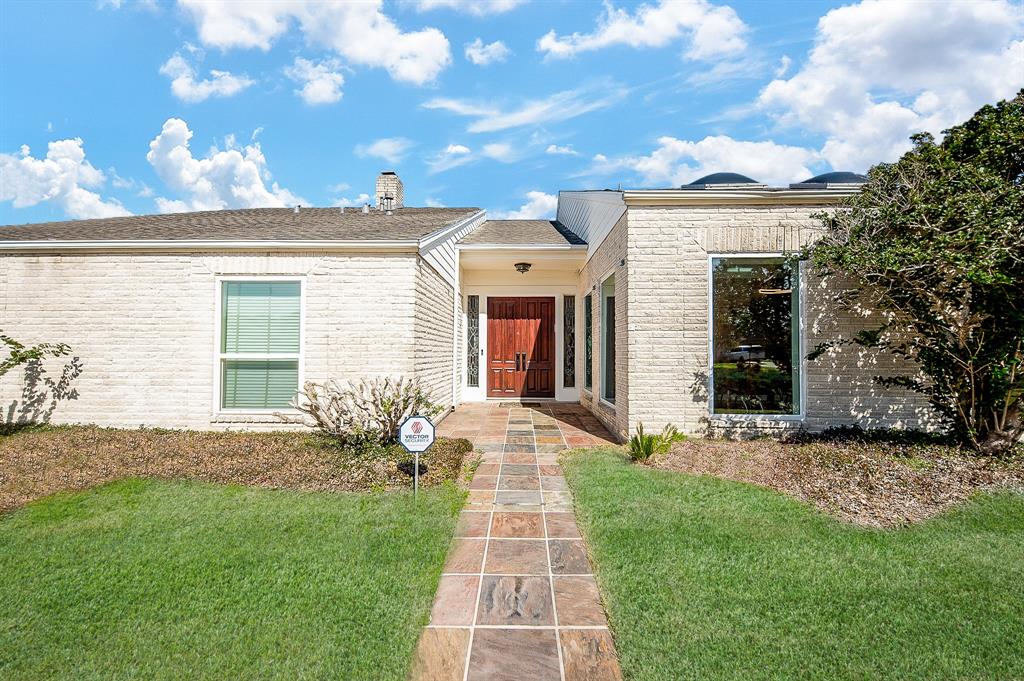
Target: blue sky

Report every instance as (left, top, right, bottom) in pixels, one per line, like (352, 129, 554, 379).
(1, 0, 1022, 225)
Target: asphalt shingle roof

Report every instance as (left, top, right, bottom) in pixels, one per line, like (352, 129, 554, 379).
(0, 207, 480, 242)
(459, 220, 586, 246)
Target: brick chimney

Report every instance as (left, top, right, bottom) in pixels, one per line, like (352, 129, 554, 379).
(375, 171, 404, 210)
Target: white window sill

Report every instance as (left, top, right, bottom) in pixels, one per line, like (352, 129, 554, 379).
(212, 410, 300, 424)
(708, 414, 805, 427)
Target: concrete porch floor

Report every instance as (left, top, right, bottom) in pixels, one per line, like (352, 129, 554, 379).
(411, 402, 622, 681)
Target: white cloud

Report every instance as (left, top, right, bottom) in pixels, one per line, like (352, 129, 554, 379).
(422, 83, 626, 133)
(0, 139, 130, 219)
(414, 0, 525, 15)
(426, 143, 474, 175)
(587, 135, 819, 187)
(465, 38, 511, 66)
(546, 144, 579, 156)
(285, 57, 344, 105)
(773, 55, 791, 78)
(354, 137, 414, 164)
(146, 117, 303, 212)
(424, 196, 446, 207)
(159, 48, 253, 103)
(757, 0, 1024, 170)
(333, 192, 371, 208)
(491, 190, 557, 220)
(482, 143, 516, 162)
(178, 0, 451, 85)
(537, 0, 747, 61)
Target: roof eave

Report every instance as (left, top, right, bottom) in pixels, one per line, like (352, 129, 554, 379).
(456, 243, 588, 251)
(622, 189, 858, 206)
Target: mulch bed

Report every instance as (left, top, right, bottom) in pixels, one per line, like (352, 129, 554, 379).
(649, 437, 1024, 528)
(0, 426, 474, 514)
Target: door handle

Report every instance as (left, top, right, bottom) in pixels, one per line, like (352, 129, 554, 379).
(515, 353, 521, 371)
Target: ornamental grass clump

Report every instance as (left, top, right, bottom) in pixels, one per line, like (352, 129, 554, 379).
(628, 422, 686, 462)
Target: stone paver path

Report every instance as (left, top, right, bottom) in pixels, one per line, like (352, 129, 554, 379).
(411, 403, 623, 681)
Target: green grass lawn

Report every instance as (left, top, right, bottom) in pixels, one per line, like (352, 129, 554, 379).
(563, 448, 1024, 681)
(0, 479, 464, 680)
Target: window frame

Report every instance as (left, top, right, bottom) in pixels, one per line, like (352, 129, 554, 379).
(706, 253, 806, 421)
(600, 272, 616, 407)
(213, 275, 305, 415)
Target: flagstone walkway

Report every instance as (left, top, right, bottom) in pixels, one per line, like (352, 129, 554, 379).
(411, 403, 623, 681)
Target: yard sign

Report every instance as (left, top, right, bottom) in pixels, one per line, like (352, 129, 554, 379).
(399, 415, 435, 496)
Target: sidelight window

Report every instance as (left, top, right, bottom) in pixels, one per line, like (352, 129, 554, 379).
(467, 295, 480, 388)
(584, 294, 593, 390)
(710, 257, 801, 415)
(563, 295, 575, 388)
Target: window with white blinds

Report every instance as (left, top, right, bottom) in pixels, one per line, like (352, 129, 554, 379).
(219, 281, 301, 409)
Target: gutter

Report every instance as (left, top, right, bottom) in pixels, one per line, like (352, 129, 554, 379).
(456, 243, 588, 251)
(0, 239, 421, 253)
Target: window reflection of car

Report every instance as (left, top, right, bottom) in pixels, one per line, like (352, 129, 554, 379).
(723, 345, 766, 362)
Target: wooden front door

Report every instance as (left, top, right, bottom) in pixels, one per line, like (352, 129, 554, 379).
(486, 297, 556, 398)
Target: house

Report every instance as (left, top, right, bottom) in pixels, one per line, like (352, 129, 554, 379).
(0, 171, 933, 439)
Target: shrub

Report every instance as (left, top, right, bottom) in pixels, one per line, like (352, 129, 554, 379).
(805, 90, 1024, 454)
(628, 422, 686, 462)
(281, 376, 442, 446)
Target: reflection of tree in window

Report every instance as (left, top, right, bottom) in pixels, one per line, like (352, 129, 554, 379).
(711, 259, 799, 415)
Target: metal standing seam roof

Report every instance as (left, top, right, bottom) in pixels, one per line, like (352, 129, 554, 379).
(458, 220, 586, 246)
(0, 207, 481, 242)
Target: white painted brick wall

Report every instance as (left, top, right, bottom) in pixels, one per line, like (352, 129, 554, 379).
(578, 213, 629, 441)
(414, 257, 456, 413)
(624, 204, 935, 436)
(0, 251, 453, 430)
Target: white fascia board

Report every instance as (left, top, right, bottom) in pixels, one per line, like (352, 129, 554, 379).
(456, 243, 588, 251)
(0, 239, 421, 253)
(418, 209, 486, 249)
(622, 189, 858, 205)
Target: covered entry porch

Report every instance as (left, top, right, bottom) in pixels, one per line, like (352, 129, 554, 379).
(457, 220, 587, 403)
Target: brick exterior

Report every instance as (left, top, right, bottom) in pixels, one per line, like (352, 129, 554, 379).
(0, 250, 456, 429)
(415, 256, 457, 412)
(577, 213, 629, 440)
(1, 200, 938, 437)
(621, 203, 935, 437)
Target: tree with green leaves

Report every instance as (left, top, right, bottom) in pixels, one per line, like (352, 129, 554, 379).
(807, 90, 1023, 454)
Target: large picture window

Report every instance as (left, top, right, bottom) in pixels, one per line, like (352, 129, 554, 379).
(711, 257, 800, 415)
(219, 280, 301, 410)
(601, 274, 616, 403)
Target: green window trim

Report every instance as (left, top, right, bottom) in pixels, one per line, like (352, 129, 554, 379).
(219, 280, 301, 410)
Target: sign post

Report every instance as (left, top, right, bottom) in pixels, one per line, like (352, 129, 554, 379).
(398, 415, 436, 496)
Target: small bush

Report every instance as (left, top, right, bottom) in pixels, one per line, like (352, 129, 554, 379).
(629, 422, 686, 462)
(281, 376, 442, 447)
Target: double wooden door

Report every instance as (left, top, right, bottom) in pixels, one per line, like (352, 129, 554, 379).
(487, 297, 556, 398)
